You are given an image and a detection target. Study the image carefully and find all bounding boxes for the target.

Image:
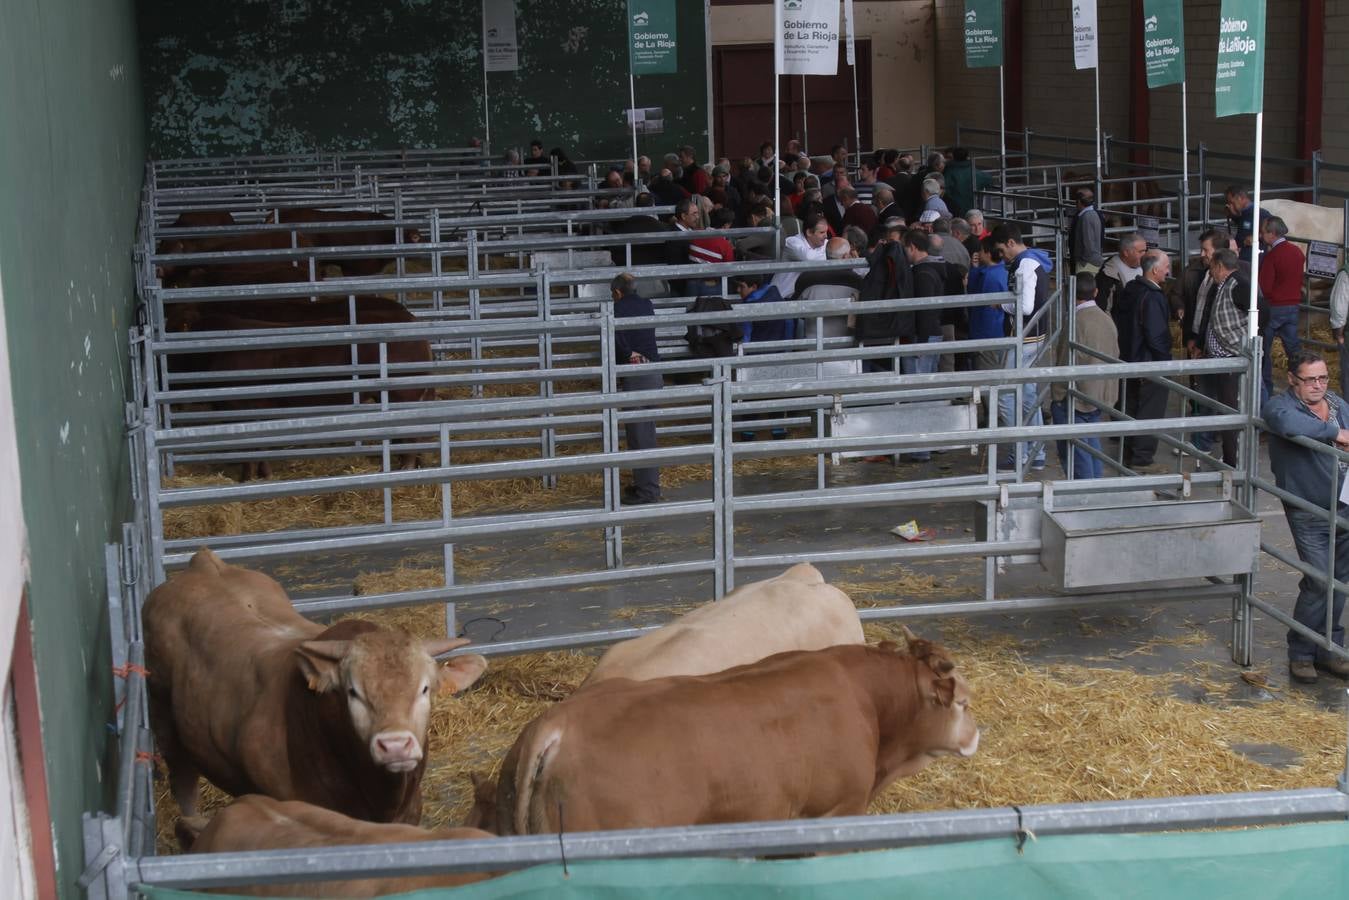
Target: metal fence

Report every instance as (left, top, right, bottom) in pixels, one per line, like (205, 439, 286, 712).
(79, 145, 1349, 897)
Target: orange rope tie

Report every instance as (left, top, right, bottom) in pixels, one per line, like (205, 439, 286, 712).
(112, 663, 151, 679)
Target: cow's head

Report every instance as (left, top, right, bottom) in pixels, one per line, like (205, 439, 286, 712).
(894, 627, 979, 758)
(295, 632, 488, 774)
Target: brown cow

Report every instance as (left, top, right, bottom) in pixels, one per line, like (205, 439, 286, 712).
(174, 301, 432, 479)
(461, 772, 499, 834)
(144, 549, 488, 825)
(175, 795, 497, 897)
(270, 208, 422, 277)
(495, 631, 978, 835)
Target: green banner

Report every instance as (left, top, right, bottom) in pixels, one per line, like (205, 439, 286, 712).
(1215, 0, 1266, 116)
(628, 0, 677, 75)
(963, 0, 1003, 68)
(1143, 0, 1185, 88)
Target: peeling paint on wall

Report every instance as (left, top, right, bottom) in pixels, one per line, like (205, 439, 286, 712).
(139, 0, 709, 160)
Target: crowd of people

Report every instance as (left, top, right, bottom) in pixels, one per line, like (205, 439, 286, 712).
(541, 136, 1344, 685)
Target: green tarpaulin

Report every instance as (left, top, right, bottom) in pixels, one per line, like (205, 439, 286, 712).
(141, 821, 1349, 899)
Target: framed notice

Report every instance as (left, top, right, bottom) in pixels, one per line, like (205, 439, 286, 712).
(625, 107, 665, 135)
(1138, 215, 1161, 248)
(1307, 240, 1341, 280)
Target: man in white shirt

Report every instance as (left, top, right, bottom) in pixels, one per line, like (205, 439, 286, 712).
(771, 213, 830, 298)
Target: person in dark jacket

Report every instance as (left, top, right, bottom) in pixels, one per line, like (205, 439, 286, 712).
(1264, 351, 1349, 684)
(1123, 250, 1173, 467)
(854, 224, 914, 372)
(901, 229, 947, 461)
(609, 273, 663, 504)
(1068, 188, 1104, 274)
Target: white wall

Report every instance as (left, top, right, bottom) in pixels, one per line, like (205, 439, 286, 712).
(0, 263, 36, 899)
(709, 1, 936, 151)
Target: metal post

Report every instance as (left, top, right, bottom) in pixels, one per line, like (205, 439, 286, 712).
(629, 72, 640, 196)
(773, 1, 782, 243)
(801, 75, 809, 154)
(1094, 65, 1102, 186)
(481, 0, 492, 153)
(1181, 78, 1190, 245)
(999, 66, 1007, 187)
(1248, 112, 1263, 342)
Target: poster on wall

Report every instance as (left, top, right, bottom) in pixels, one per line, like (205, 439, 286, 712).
(627, 0, 677, 75)
(1072, 0, 1098, 70)
(483, 0, 519, 73)
(1143, 0, 1185, 88)
(777, 0, 840, 76)
(625, 107, 665, 135)
(1215, 0, 1266, 117)
(963, 0, 1003, 68)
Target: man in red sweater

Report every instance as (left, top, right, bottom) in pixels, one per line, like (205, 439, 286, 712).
(1259, 216, 1305, 405)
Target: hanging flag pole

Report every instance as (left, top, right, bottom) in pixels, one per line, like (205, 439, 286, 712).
(844, 0, 859, 163)
(963, 2, 1004, 173)
(1073, 0, 1101, 184)
(773, 0, 783, 251)
(801, 75, 808, 156)
(778, 0, 841, 235)
(1144, 0, 1188, 242)
(626, 0, 678, 193)
(482, 1, 520, 154)
(481, 0, 492, 151)
(1214, 0, 1267, 339)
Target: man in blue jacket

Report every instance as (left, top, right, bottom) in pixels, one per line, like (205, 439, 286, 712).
(990, 225, 1052, 471)
(1265, 351, 1349, 684)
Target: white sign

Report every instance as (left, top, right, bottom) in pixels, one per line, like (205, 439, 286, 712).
(844, 0, 856, 67)
(777, 0, 840, 76)
(483, 0, 519, 73)
(1072, 0, 1099, 70)
(1308, 240, 1341, 281)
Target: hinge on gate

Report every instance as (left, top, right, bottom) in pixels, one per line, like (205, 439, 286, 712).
(998, 484, 1010, 510)
(831, 394, 847, 426)
(1221, 471, 1234, 501)
(1182, 470, 1193, 498)
(77, 845, 120, 890)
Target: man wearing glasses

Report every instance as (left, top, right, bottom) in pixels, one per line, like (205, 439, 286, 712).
(1265, 351, 1349, 684)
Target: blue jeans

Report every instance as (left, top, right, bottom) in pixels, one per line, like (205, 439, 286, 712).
(900, 335, 943, 376)
(1262, 306, 1300, 406)
(1284, 504, 1349, 663)
(997, 340, 1046, 466)
(1050, 401, 1103, 479)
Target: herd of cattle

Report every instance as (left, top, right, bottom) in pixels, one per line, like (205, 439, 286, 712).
(154, 209, 434, 479)
(144, 550, 978, 896)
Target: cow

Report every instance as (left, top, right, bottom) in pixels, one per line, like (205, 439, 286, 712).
(495, 630, 978, 835)
(1264, 198, 1345, 272)
(174, 301, 432, 479)
(174, 795, 497, 897)
(156, 231, 317, 286)
(1063, 171, 1168, 230)
(144, 548, 488, 825)
(580, 563, 864, 688)
(461, 772, 499, 834)
(268, 208, 422, 277)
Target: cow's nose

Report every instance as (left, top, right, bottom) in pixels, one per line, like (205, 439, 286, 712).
(372, 731, 420, 766)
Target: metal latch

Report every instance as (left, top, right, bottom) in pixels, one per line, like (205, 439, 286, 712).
(831, 394, 847, 426)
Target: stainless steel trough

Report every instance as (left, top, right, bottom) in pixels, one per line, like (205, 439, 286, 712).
(1039, 497, 1261, 590)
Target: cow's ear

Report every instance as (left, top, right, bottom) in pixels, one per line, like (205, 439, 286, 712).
(437, 653, 488, 695)
(422, 637, 471, 659)
(295, 641, 350, 693)
(932, 676, 956, 707)
(931, 657, 955, 676)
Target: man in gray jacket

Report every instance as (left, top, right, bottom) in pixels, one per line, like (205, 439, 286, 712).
(1051, 273, 1119, 478)
(1265, 351, 1349, 684)
(1068, 188, 1103, 275)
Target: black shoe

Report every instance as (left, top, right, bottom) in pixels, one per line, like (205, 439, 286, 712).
(1314, 656, 1349, 679)
(621, 487, 660, 505)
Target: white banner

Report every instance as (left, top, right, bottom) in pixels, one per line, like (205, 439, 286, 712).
(844, 0, 856, 67)
(1072, 0, 1098, 70)
(777, 0, 840, 76)
(483, 0, 519, 73)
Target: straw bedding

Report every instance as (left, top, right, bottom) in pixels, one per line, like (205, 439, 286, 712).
(152, 586, 1346, 854)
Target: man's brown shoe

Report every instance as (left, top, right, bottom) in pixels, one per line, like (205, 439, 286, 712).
(1289, 660, 1318, 684)
(1315, 656, 1349, 679)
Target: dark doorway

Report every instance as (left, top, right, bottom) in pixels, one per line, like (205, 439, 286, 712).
(712, 41, 872, 162)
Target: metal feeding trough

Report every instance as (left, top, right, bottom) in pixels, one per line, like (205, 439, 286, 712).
(976, 488, 1160, 566)
(1038, 481, 1260, 590)
(829, 397, 979, 462)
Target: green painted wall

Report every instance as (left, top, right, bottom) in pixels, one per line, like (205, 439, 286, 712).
(0, 0, 144, 895)
(137, 0, 709, 161)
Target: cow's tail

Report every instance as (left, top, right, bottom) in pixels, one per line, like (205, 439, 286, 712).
(189, 546, 227, 576)
(511, 724, 563, 835)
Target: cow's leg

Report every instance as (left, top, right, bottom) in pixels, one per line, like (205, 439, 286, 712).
(148, 695, 202, 817)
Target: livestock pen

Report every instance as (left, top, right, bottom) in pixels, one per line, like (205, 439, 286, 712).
(81, 147, 1349, 898)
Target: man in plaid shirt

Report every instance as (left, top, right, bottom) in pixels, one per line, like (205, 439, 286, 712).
(1191, 248, 1261, 466)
